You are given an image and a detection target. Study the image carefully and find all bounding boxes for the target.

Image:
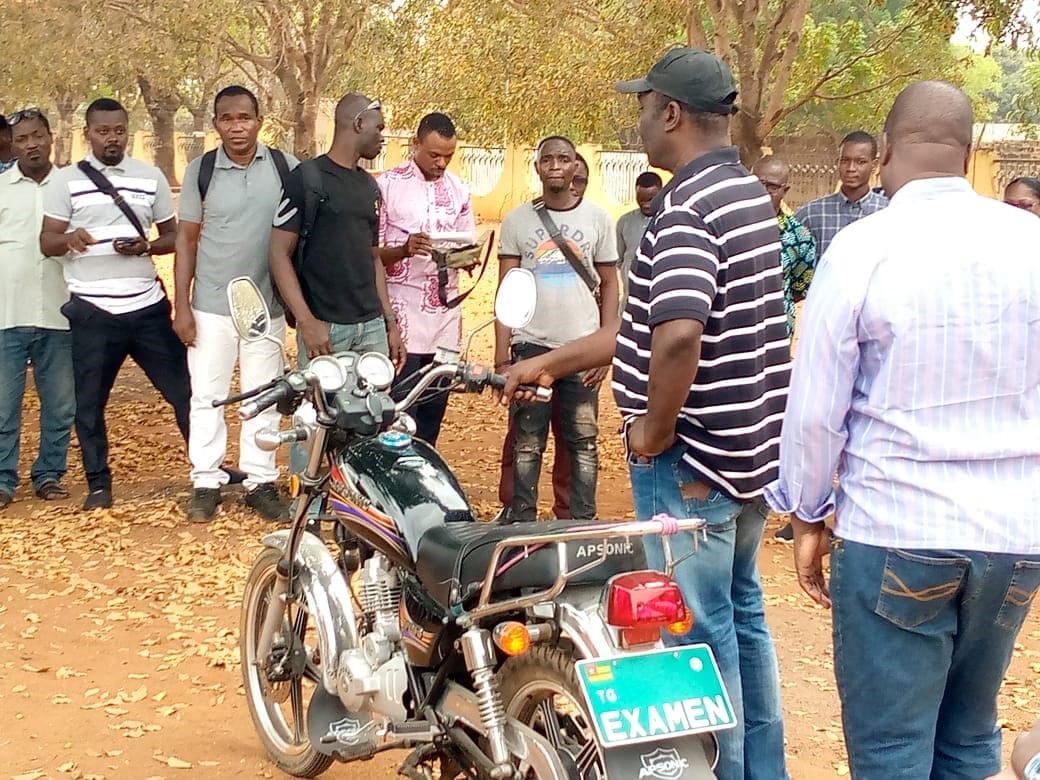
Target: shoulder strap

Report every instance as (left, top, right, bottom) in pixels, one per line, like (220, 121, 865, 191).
(197, 149, 218, 203)
(269, 148, 290, 189)
(435, 230, 495, 309)
(292, 159, 328, 273)
(76, 160, 147, 240)
(531, 197, 597, 293)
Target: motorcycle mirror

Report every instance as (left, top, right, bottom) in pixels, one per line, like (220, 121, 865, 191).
(227, 276, 272, 342)
(495, 268, 537, 330)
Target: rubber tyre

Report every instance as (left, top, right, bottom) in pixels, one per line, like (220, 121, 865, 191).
(240, 547, 333, 778)
(497, 645, 604, 779)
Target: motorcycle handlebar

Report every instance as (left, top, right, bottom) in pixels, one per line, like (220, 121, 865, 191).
(485, 372, 553, 402)
(212, 377, 279, 408)
(240, 379, 296, 420)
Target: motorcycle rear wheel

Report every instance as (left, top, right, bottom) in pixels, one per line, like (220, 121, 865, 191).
(241, 547, 332, 778)
(497, 645, 605, 780)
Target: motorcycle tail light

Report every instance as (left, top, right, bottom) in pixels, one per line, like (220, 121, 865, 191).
(604, 571, 691, 644)
(493, 621, 531, 656)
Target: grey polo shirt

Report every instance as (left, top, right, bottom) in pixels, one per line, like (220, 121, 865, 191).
(178, 144, 299, 316)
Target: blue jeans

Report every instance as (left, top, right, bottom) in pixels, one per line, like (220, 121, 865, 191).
(290, 316, 389, 476)
(0, 327, 76, 497)
(831, 539, 1040, 780)
(628, 442, 788, 780)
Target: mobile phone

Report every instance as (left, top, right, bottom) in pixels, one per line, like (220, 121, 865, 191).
(112, 237, 138, 251)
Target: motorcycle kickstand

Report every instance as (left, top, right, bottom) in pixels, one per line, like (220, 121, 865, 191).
(398, 743, 438, 780)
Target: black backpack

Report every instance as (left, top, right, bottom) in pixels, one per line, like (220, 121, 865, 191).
(197, 146, 291, 201)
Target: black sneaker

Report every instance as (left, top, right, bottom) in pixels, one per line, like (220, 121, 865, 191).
(245, 483, 289, 522)
(0, 491, 12, 510)
(773, 522, 794, 542)
(83, 488, 113, 510)
(187, 487, 221, 522)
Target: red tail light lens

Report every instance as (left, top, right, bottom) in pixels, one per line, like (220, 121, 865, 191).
(604, 571, 689, 629)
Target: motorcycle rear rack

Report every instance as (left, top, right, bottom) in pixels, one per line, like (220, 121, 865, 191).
(458, 517, 707, 625)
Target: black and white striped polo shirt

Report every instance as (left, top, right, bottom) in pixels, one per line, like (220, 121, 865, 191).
(612, 146, 791, 500)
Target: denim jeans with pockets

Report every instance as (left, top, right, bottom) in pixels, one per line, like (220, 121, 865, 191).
(831, 538, 1040, 780)
(628, 442, 788, 780)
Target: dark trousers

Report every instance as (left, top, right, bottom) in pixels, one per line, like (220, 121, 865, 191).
(507, 343, 598, 521)
(61, 296, 190, 491)
(498, 397, 571, 518)
(390, 353, 452, 446)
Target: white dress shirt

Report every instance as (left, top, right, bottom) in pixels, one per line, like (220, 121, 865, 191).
(0, 163, 69, 330)
(766, 176, 1040, 554)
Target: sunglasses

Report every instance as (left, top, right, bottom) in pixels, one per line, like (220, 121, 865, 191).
(6, 107, 43, 126)
(353, 99, 381, 126)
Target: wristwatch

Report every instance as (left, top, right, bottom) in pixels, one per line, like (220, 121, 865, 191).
(384, 313, 398, 328)
(1024, 752, 1040, 780)
(140, 239, 152, 256)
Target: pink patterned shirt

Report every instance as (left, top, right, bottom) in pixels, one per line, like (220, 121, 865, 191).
(377, 160, 476, 354)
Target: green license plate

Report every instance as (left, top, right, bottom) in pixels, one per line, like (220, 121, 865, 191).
(575, 644, 736, 748)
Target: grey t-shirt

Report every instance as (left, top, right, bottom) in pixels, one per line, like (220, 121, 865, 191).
(616, 208, 650, 297)
(178, 144, 299, 316)
(499, 199, 617, 349)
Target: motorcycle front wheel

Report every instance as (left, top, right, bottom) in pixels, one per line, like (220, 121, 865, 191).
(497, 645, 606, 780)
(241, 547, 332, 778)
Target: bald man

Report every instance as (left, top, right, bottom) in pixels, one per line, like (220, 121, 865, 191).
(752, 155, 816, 336)
(270, 92, 404, 369)
(767, 80, 1040, 779)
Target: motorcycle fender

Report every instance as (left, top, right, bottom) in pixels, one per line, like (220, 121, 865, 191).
(437, 680, 570, 779)
(262, 530, 359, 696)
(603, 734, 718, 779)
(554, 596, 619, 659)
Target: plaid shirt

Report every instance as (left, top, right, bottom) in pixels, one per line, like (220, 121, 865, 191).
(794, 189, 888, 258)
(777, 212, 816, 334)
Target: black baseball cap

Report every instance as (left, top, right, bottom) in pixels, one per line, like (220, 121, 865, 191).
(616, 48, 738, 115)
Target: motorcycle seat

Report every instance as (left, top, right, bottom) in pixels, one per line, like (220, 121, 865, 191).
(415, 519, 647, 610)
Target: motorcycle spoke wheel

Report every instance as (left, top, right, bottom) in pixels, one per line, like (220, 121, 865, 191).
(498, 647, 606, 780)
(241, 548, 332, 778)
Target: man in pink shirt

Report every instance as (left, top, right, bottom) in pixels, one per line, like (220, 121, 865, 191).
(378, 113, 476, 445)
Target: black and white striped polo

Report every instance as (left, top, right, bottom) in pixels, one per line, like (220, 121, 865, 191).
(612, 146, 791, 500)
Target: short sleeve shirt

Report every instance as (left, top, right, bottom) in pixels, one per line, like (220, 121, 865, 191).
(42, 154, 175, 314)
(498, 199, 617, 349)
(272, 155, 382, 325)
(612, 147, 791, 500)
(179, 144, 299, 316)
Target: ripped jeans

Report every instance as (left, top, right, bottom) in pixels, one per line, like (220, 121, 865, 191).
(830, 538, 1040, 779)
(509, 342, 599, 521)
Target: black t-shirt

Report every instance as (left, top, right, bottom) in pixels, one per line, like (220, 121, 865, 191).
(273, 154, 382, 324)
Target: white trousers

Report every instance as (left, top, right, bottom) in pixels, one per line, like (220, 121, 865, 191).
(187, 309, 286, 491)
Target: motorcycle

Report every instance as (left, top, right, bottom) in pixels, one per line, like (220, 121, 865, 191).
(221, 270, 735, 779)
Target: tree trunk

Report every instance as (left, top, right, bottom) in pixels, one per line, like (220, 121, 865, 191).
(293, 88, 319, 159)
(137, 75, 181, 185)
(52, 92, 79, 166)
(732, 110, 766, 169)
(188, 107, 207, 133)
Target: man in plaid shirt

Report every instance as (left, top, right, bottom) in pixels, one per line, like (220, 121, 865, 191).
(794, 130, 888, 258)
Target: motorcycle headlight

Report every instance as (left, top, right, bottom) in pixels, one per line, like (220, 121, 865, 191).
(356, 352, 395, 391)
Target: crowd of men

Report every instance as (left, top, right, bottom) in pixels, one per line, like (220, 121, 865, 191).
(2, 46, 1040, 779)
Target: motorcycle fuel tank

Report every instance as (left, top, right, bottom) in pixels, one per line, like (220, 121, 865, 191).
(329, 433, 475, 567)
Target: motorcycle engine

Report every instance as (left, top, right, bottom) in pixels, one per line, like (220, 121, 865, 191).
(336, 554, 408, 723)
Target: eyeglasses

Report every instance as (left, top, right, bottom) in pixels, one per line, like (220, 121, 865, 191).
(6, 108, 43, 126)
(572, 176, 589, 186)
(1005, 199, 1039, 211)
(353, 99, 381, 126)
(758, 178, 787, 194)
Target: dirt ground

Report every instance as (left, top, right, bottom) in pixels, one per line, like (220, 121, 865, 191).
(1, 256, 1037, 780)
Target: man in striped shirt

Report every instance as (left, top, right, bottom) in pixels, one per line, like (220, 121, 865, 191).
(500, 48, 791, 780)
(41, 98, 182, 510)
(767, 81, 1040, 778)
